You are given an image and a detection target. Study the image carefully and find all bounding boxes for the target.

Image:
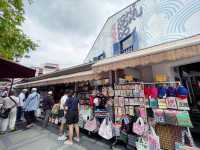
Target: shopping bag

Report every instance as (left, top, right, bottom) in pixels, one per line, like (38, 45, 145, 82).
(164, 110, 178, 125)
(136, 138, 148, 150)
(176, 111, 193, 127)
(149, 98, 158, 108)
(84, 117, 98, 132)
(132, 117, 146, 135)
(98, 117, 114, 140)
(153, 109, 165, 124)
(158, 98, 167, 109)
(148, 126, 160, 150)
(176, 98, 190, 111)
(166, 97, 177, 109)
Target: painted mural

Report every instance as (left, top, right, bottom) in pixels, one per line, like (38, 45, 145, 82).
(84, 0, 200, 63)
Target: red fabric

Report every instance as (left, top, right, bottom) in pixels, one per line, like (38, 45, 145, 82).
(144, 87, 151, 98)
(150, 87, 158, 98)
(89, 95, 95, 107)
(176, 94, 188, 99)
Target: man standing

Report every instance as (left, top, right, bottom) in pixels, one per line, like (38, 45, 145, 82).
(17, 89, 27, 122)
(64, 90, 80, 145)
(42, 91, 54, 128)
(24, 88, 40, 129)
(57, 90, 68, 141)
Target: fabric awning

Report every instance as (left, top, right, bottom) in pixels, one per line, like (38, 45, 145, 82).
(15, 70, 100, 88)
(93, 34, 200, 73)
(0, 57, 35, 78)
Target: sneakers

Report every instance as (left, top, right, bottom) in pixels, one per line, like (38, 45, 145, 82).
(64, 140, 73, 145)
(57, 134, 67, 141)
(73, 137, 80, 143)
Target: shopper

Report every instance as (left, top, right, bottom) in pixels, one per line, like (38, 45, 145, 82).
(24, 88, 40, 129)
(42, 91, 54, 128)
(64, 90, 80, 145)
(57, 90, 68, 141)
(17, 89, 27, 122)
(0, 90, 19, 133)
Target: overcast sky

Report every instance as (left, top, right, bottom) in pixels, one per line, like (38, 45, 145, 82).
(20, 0, 133, 68)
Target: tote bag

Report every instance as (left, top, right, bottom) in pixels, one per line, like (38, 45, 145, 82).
(176, 111, 193, 128)
(132, 117, 146, 136)
(176, 98, 190, 111)
(136, 138, 148, 150)
(148, 126, 160, 150)
(166, 97, 177, 109)
(154, 109, 165, 124)
(84, 117, 98, 132)
(158, 98, 167, 109)
(98, 117, 113, 140)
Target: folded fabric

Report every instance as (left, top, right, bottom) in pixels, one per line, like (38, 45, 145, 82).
(167, 87, 176, 97)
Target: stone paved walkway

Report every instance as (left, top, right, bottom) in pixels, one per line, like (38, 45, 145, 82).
(0, 124, 125, 150)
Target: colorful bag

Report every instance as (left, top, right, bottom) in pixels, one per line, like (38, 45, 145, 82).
(158, 98, 167, 109)
(149, 98, 158, 108)
(158, 86, 167, 98)
(150, 86, 158, 98)
(136, 138, 148, 150)
(164, 110, 178, 125)
(84, 117, 98, 132)
(98, 117, 113, 140)
(132, 117, 146, 135)
(166, 97, 177, 109)
(167, 86, 177, 97)
(176, 86, 188, 99)
(176, 98, 190, 111)
(154, 109, 165, 124)
(148, 126, 161, 150)
(176, 111, 193, 127)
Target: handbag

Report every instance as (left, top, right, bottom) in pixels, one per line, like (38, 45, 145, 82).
(153, 109, 165, 124)
(98, 117, 114, 140)
(166, 97, 177, 109)
(149, 98, 158, 108)
(176, 98, 190, 111)
(148, 126, 160, 150)
(176, 111, 193, 127)
(0, 96, 17, 119)
(164, 110, 178, 125)
(136, 138, 148, 150)
(84, 117, 98, 132)
(132, 117, 146, 135)
(175, 128, 197, 150)
(157, 98, 167, 109)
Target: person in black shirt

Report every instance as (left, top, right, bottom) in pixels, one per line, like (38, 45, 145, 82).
(64, 90, 80, 145)
(42, 91, 54, 128)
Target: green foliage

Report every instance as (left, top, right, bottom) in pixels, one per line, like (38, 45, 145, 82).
(0, 0, 37, 60)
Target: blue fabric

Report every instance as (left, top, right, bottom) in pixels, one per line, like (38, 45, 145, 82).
(65, 96, 79, 111)
(24, 92, 40, 111)
(177, 86, 188, 96)
(167, 87, 176, 97)
(158, 86, 167, 98)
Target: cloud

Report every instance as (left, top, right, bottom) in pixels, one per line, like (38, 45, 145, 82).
(21, 0, 133, 68)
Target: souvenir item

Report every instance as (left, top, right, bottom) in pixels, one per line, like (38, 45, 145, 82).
(167, 86, 176, 97)
(158, 86, 167, 98)
(176, 98, 190, 110)
(128, 134, 138, 147)
(125, 106, 129, 115)
(149, 98, 158, 108)
(98, 117, 114, 140)
(108, 87, 114, 97)
(136, 138, 148, 150)
(129, 98, 135, 105)
(113, 123, 121, 137)
(114, 97, 119, 106)
(139, 97, 145, 105)
(166, 97, 177, 109)
(148, 126, 161, 150)
(164, 110, 178, 125)
(176, 86, 188, 99)
(133, 117, 146, 135)
(84, 117, 98, 132)
(158, 98, 167, 109)
(154, 109, 165, 124)
(144, 86, 151, 98)
(150, 86, 158, 98)
(129, 106, 134, 116)
(124, 98, 129, 105)
(118, 97, 124, 107)
(176, 111, 193, 127)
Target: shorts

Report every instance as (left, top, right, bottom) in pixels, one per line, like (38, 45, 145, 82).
(66, 111, 79, 125)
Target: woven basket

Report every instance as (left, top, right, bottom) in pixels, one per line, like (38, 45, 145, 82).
(155, 125, 182, 150)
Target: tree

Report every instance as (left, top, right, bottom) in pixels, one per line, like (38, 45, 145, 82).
(0, 0, 37, 60)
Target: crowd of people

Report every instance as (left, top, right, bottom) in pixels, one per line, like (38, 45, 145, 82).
(0, 88, 80, 145)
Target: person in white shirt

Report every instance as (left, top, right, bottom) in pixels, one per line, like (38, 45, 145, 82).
(57, 90, 68, 141)
(0, 90, 19, 133)
(17, 89, 27, 122)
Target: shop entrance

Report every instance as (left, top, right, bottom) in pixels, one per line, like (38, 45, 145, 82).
(177, 62, 200, 136)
